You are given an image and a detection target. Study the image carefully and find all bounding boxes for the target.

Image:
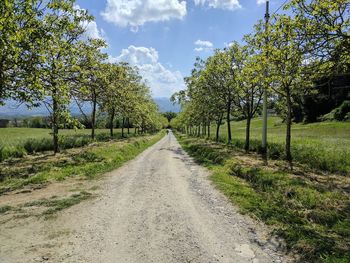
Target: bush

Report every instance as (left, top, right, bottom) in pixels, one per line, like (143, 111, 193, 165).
(0, 146, 26, 161)
(334, 101, 350, 121)
(24, 138, 53, 153)
(320, 100, 350, 121)
(60, 135, 92, 149)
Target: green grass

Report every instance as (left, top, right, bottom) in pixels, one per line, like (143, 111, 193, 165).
(0, 132, 164, 194)
(176, 134, 350, 263)
(207, 117, 350, 174)
(0, 128, 115, 147)
(0, 128, 137, 161)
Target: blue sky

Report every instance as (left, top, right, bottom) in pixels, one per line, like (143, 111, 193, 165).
(75, 0, 283, 98)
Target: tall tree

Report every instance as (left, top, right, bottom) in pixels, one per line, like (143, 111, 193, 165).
(268, 15, 312, 165)
(288, 0, 350, 72)
(36, 0, 93, 153)
(75, 39, 107, 139)
(0, 0, 46, 105)
(202, 50, 237, 143)
(227, 42, 264, 152)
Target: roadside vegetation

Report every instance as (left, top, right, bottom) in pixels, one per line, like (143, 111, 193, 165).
(176, 134, 350, 263)
(0, 128, 142, 162)
(207, 117, 350, 174)
(0, 132, 164, 195)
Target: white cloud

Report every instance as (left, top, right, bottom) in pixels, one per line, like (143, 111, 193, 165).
(74, 4, 105, 40)
(194, 0, 241, 10)
(110, 46, 185, 97)
(257, 0, 266, 5)
(81, 20, 104, 39)
(194, 39, 214, 52)
(101, 0, 187, 30)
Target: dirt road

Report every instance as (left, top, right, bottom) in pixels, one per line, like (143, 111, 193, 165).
(0, 132, 289, 262)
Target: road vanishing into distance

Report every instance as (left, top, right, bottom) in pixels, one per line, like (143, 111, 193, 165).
(0, 132, 289, 262)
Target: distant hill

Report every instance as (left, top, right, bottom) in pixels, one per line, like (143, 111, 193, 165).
(0, 100, 87, 118)
(0, 102, 49, 118)
(0, 97, 180, 118)
(153, 97, 180, 113)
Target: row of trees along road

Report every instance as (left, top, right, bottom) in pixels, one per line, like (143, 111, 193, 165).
(0, 0, 167, 153)
(171, 0, 350, 165)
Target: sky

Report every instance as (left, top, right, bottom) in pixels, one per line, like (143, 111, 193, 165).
(75, 0, 283, 98)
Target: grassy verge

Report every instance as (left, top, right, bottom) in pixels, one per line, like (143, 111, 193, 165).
(0, 132, 164, 194)
(208, 117, 350, 174)
(176, 133, 350, 263)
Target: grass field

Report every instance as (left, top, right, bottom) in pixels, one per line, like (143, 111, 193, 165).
(0, 128, 135, 162)
(0, 128, 119, 147)
(176, 134, 350, 263)
(208, 117, 350, 174)
(215, 117, 350, 149)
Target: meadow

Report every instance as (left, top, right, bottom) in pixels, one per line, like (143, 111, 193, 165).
(0, 128, 131, 162)
(209, 117, 350, 174)
(0, 128, 116, 146)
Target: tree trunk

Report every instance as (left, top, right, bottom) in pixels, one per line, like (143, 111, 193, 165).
(127, 118, 130, 134)
(245, 116, 251, 152)
(52, 95, 59, 154)
(216, 117, 222, 142)
(198, 125, 201, 137)
(91, 95, 97, 140)
(227, 101, 232, 143)
(122, 117, 125, 137)
(207, 122, 210, 139)
(109, 109, 115, 138)
(286, 94, 293, 167)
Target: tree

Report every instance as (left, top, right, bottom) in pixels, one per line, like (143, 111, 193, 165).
(35, 0, 93, 153)
(162, 112, 177, 124)
(288, 0, 350, 72)
(74, 39, 107, 139)
(267, 15, 312, 164)
(202, 50, 237, 143)
(0, 0, 46, 105)
(227, 42, 264, 152)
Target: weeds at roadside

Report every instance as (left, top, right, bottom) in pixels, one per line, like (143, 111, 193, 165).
(0, 132, 164, 194)
(0, 205, 12, 214)
(23, 191, 93, 218)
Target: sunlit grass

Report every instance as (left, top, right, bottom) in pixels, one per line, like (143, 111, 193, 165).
(0, 128, 119, 147)
(207, 117, 350, 174)
(0, 132, 164, 194)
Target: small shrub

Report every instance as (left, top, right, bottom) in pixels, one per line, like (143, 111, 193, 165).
(0, 205, 12, 214)
(334, 101, 350, 121)
(72, 152, 104, 164)
(24, 138, 53, 153)
(0, 145, 26, 161)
